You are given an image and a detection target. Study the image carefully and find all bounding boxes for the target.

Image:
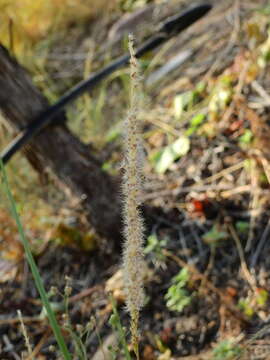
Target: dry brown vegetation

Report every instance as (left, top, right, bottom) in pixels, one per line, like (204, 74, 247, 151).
(2, 0, 270, 359)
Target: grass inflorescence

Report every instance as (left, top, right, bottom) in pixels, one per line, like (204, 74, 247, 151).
(122, 34, 145, 359)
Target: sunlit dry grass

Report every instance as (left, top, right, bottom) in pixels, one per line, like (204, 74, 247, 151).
(0, 0, 117, 53)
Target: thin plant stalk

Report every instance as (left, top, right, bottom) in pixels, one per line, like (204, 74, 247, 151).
(0, 160, 71, 360)
(110, 296, 132, 360)
(17, 310, 33, 357)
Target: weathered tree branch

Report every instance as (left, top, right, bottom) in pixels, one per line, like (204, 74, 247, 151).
(0, 45, 122, 244)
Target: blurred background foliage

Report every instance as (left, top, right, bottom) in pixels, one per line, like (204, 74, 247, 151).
(0, 0, 118, 52)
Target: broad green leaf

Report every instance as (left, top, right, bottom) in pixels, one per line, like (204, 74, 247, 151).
(154, 136, 190, 174)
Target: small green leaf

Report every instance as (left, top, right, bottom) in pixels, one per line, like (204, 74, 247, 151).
(149, 149, 162, 164)
(174, 90, 199, 118)
(174, 91, 191, 118)
(186, 113, 206, 136)
(171, 267, 189, 285)
(153, 136, 190, 174)
(144, 234, 159, 254)
(144, 234, 167, 265)
(238, 298, 254, 317)
(195, 81, 206, 93)
(165, 268, 192, 312)
(239, 129, 253, 145)
(236, 221, 249, 234)
(256, 289, 268, 306)
(106, 128, 121, 143)
(190, 113, 206, 127)
(109, 314, 118, 327)
(202, 225, 228, 246)
(105, 122, 122, 143)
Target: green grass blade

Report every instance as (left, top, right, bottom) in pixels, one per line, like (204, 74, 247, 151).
(0, 160, 71, 360)
(110, 296, 132, 360)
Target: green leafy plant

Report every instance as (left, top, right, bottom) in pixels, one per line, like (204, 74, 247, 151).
(256, 288, 268, 306)
(208, 75, 233, 118)
(211, 339, 242, 360)
(238, 298, 254, 318)
(165, 268, 192, 312)
(109, 297, 132, 360)
(202, 225, 228, 247)
(238, 289, 268, 319)
(144, 234, 167, 265)
(63, 319, 95, 360)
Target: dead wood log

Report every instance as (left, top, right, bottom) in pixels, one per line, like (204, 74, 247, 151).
(0, 45, 122, 244)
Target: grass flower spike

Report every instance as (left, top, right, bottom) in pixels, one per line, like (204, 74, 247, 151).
(122, 34, 145, 359)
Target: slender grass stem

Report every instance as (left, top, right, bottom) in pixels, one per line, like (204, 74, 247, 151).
(0, 160, 71, 360)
